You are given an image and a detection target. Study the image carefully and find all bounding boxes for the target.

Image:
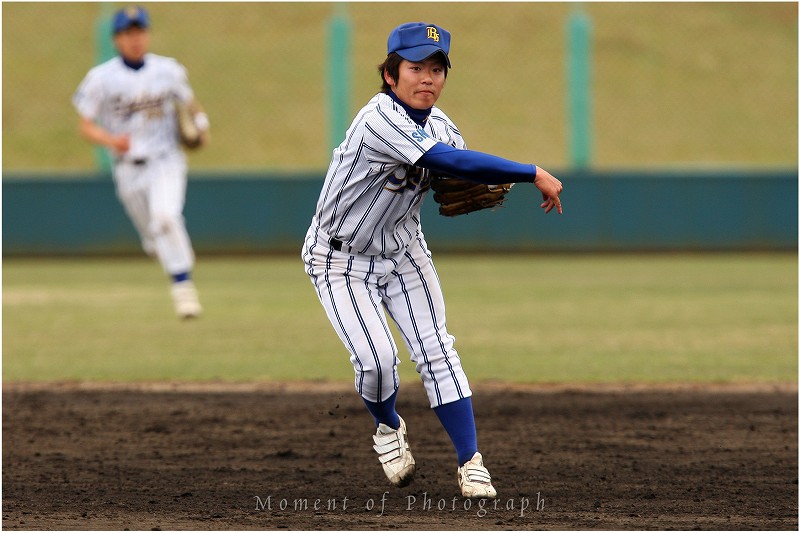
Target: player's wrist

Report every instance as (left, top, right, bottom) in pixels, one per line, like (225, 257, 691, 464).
(104, 133, 120, 149)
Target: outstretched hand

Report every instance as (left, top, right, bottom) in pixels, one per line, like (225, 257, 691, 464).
(108, 134, 131, 154)
(533, 166, 563, 214)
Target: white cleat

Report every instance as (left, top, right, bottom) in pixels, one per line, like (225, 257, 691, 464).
(372, 416, 415, 487)
(170, 280, 202, 319)
(458, 452, 497, 498)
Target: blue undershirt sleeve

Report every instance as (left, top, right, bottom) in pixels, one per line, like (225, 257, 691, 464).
(417, 142, 537, 185)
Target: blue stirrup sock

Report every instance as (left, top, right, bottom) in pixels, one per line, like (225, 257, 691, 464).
(363, 389, 401, 430)
(172, 272, 190, 283)
(433, 396, 478, 466)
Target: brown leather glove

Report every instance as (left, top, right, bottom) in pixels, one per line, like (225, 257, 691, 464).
(430, 176, 513, 217)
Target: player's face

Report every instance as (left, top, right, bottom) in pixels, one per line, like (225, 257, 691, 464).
(114, 26, 150, 63)
(386, 58, 446, 110)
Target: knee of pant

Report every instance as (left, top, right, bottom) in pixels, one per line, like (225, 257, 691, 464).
(350, 350, 399, 376)
(148, 213, 182, 236)
(354, 365, 397, 396)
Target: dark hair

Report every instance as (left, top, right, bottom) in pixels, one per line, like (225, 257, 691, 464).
(378, 52, 449, 93)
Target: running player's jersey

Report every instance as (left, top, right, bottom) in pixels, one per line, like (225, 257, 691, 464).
(73, 53, 193, 161)
(314, 92, 465, 256)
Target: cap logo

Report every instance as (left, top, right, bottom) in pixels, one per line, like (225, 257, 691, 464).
(426, 26, 440, 42)
(126, 6, 139, 17)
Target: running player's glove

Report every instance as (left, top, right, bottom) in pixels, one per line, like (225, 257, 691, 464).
(175, 99, 202, 149)
(430, 177, 513, 217)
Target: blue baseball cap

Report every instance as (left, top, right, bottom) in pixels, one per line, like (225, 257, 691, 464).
(387, 22, 451, 67)
(112, 6, 150, 34)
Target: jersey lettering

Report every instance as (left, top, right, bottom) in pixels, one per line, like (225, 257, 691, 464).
(111, 94, 168, 120)
(384, 166, 430, 193)
(411, 128, 430, 143)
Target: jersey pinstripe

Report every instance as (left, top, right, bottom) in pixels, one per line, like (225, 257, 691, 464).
(314, 92, 465, 256)
(72, 53, 194, 161)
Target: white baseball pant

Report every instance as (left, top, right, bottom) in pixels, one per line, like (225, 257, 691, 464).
(112, 151, 195, 276)
(302, 225, 472, 408)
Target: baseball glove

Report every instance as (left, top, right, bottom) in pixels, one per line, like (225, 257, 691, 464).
(174, 99, 202, 149)
(430, 176, 513, 217)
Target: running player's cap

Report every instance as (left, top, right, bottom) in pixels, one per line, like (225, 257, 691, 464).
(112, 6, 150, 34)
(388, 22, 451, 67)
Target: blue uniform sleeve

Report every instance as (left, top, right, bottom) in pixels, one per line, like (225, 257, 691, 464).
(417, 142, 537, 185)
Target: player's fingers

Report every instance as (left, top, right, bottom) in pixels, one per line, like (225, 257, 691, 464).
(541, 196, 563, 214)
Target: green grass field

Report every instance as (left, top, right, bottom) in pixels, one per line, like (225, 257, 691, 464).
(2, 2, 797, 172)
(3, 253, 796, 384)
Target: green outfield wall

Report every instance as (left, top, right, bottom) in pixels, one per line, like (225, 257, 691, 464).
(3, 170, 797, 255)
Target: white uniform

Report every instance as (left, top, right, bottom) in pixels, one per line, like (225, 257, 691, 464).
(73, 53, 195, 276)
(302, 92, 472, 407)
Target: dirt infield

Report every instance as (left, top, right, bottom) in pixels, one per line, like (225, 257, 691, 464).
(3, 382, 797, 530)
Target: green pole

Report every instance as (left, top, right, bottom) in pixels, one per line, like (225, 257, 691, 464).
(327, 4, 351, 153)
(566, 6, 592, 169)
(94, 3, 116, 174)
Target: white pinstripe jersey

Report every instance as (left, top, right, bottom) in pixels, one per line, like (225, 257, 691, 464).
(73, 53, 194, 161)
(314, 92, 466, 256)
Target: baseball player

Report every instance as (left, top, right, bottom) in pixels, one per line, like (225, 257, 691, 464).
(302, 22, 563, 497)
(73, 5, 209, 319)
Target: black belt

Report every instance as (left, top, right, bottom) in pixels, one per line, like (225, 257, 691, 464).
(330, 238, 357, 254)
(116, 158, 148, 166)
